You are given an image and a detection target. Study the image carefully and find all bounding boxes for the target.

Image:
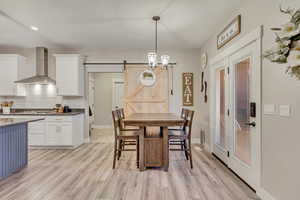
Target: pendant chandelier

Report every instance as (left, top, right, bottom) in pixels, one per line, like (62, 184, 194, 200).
(147, 16, 170, 68)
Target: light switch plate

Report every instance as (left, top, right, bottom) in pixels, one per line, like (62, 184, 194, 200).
(264, 104, 276, 115)
(279, 105, 291, 117)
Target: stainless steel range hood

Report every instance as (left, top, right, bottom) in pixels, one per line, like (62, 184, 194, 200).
(15, 47, 56, 84)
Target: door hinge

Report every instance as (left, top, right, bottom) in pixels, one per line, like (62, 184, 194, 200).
(227, 67, 230, 74)
(227, 109, 230, 116)
(227, 151, 230, 157)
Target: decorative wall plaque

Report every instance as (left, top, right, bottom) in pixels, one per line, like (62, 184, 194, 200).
(201, 53, 208, 69)
(182, 73, 193, 106)
(204, 81, 208, 103)
(217, 15, 241, 49)
(201, 72, 204, 92)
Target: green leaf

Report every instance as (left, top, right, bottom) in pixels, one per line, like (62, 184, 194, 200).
(291, 33, 300, 41)
(291, 10, 300, 25)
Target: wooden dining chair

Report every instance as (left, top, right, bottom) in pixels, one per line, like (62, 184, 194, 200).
(168, 108, 188, 131)
(112, 110, 139, 169)
(169, 109, 195, 168)
(116, 108, 139, 131)
(168, 108, 188, 151)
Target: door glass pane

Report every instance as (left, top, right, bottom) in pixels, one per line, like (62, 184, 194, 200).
(215, 69, 225, 148)
(218, 69, 226, 148)
(235, 58, 251, 165)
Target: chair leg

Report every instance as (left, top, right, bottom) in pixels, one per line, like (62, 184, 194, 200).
(136, 138, 139, 168)
(118, 140, 122, 160)
(113, 140, 117, 169)
(188, 139, 193, 169)
(184, 139, 189, 160)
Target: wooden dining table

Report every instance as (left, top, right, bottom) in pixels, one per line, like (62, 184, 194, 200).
(123, 113, 185, 171)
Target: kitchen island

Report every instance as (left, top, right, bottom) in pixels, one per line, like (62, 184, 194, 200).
(0, 118, 43, 180)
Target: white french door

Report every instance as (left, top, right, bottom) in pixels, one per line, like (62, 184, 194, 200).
(213, 61, 230, 165)
(228, 40, 261, 190)
(211, 27, 262, 190)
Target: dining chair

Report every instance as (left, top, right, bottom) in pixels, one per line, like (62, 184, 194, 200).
(169, 109, 195, 168)
(116, 108, 139, 158)
(168, 108, 188, 151)
(112, 110, 139, 169)
(168, 108, 188, 131)
(116, 108, 139, 131)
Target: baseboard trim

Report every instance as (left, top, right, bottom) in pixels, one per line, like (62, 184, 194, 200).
(191, 139, 201, 144)
(84, 137, 90, 143)
(257, 188, 276, 200)
(92, 125, 112, 129)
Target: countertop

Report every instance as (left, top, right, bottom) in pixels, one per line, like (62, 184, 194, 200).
(0, 118, 45, 128)
(0, 109, 85, 116)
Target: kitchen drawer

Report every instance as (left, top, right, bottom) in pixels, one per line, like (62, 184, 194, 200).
(28, 121, 45, 132)
(46, 116, 73, 122)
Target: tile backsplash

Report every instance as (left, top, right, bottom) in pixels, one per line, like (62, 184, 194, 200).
(0, 85, 85, 109)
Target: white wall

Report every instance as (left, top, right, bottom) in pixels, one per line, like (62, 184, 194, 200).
(93, 73, 124, 127)
(200, 0, 300, 199)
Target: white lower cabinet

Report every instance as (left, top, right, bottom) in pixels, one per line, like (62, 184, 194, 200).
(46, 123, 73, 146)
(44, 115, 84, 147)
(28, 120, 46, 145)
(0, 114, 84, 148)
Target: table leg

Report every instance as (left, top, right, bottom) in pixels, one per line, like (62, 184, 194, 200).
(162, 126, 169, 172)
(139, 126, 145, 171)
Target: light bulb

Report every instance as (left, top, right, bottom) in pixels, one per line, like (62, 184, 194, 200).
(161, 55, 170, 67)
(148, 52, 157, 68)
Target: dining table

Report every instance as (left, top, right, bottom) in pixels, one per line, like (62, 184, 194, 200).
(123, 113, 185, 171)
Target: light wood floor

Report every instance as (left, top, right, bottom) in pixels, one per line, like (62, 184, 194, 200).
(0, 128, 260, 200)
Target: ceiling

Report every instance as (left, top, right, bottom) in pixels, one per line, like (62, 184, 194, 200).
(0, 0, 242, 49)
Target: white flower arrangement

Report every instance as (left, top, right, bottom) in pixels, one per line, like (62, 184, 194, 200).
(264, 6, 300, 79)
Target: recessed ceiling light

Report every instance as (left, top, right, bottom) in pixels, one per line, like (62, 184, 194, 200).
(30, 26, 39, 31)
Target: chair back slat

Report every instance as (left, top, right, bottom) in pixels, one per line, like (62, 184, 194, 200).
(185, 109, 195, 138)
(119, 108, 125, 119)
(116, 108, 126, 130)
(181, 108, 188, 119)
(112, 110, 120, 137)
(178, 108, 188, 130)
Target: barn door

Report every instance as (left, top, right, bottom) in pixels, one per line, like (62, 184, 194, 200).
(124, 65, 169, 116)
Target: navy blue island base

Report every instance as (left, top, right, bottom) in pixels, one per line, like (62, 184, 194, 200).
(0, 118, 43, 180)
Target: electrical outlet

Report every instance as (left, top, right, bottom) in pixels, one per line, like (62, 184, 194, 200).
(264, 104, 276, 115)
(279, 105, 291, 117)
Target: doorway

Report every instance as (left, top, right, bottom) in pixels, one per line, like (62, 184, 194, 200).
(210, 27, 262, 190)
(88, 72, 124, 130)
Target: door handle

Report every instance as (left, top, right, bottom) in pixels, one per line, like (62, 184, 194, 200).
(245, 121, 256, 127)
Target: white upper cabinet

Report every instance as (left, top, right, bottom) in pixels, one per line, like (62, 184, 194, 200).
(54, 54, 84, 96)
(0, 54, 26, 96)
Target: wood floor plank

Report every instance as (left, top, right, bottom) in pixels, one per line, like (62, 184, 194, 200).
(0, 128, 259, 200)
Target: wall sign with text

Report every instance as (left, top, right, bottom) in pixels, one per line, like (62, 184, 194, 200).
(182, 73, 193, 106)
(217, 15, 241, 49)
